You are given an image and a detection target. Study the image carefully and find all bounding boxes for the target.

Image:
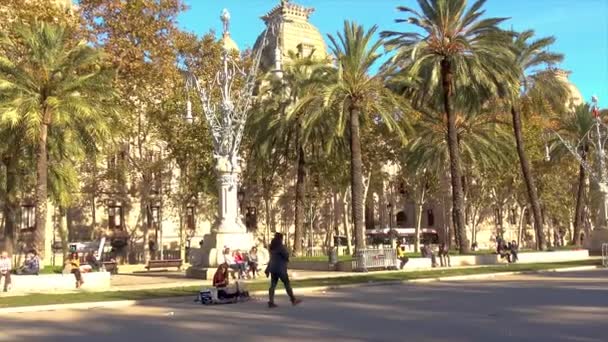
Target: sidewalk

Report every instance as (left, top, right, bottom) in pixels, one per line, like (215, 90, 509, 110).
(1, 257, 602, 298)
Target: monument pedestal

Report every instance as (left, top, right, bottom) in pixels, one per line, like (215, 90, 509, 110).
(186, 231, 268, 279)
(585, 228, 608, 254)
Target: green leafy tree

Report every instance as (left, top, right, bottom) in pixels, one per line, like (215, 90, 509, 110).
(311, 21, 404, 252)
(509, 30, 567, 250)
(551, 103, 597, 245)
(0, 21, 115, 258)
(382, 0, 516, 253)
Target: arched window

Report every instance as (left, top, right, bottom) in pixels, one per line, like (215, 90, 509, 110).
(396, 211, 407, 227)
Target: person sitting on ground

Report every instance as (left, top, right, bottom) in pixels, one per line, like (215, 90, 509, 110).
(396, 244, 409, 270)
(421, 243, 437, 267)
(18, 251, 40, 275)
(212, 263, 242, 299)
(438, 243, 451, 267)
(509, 240, 519, 263)
(64, 252, 84, 288)
(0, 251, 12, 292)
(85, 251, 102, 271)
(248, 246, 259, 279)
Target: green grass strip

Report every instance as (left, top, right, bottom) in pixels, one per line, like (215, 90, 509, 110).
(0, 259, 600, 308)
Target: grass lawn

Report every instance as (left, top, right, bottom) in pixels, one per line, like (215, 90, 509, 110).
(0, 259, 600, 309)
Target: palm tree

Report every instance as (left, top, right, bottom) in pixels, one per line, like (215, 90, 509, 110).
(382, 0, 516, 253)
(250, 51, 329, 255)
(0, 21, 115, 257)
(551, 104, 596, 245)
(310, 21, 405, 252)
(510, 30, 567, 250)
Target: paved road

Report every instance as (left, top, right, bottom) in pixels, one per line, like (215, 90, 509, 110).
(2, 269, 608, 342)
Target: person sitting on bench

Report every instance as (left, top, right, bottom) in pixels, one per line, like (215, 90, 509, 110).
(396, 245, 409, 269)
(18, 251, 40, 275)
(212, 263, 242, 299)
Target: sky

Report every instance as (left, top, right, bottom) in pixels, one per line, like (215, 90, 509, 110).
(178, 0, 608, 105)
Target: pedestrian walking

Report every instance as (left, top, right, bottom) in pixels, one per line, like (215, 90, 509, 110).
(0, 251, 12, 292)
(267, 233, 301, 308)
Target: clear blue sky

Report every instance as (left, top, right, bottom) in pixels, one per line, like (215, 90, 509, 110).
(178, 0, 608, 106)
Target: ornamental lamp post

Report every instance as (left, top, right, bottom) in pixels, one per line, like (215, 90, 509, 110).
(182, 9, 271, 268)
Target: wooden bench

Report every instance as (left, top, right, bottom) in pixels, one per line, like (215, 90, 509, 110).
(102, 261, 118, 275)
(145, 259, 183, 271)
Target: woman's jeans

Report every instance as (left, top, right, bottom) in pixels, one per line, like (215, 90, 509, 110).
(269, 271, 295, 304)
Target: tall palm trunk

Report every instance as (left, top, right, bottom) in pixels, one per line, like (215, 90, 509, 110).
(441, 59, 469, 253)
(2, 154, 19, 256)
(34, 120, 49, 258)
(293, 138, 306, 257)
(572, 146, 587, 245)
(349, 106, 365, 252)
(511, 105, 546, 250)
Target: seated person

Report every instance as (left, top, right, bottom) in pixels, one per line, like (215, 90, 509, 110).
(223, 248, 246, 279)
(234, 249, 247, 278)
(438, 243, 451, 267)
(396, 245, 409, 269)
(497, 240, 510, 262)
(212, 263, 243, 299)
(508, 240, 519, 263)
(18, 251, 40, 275)
(64, 252, 84, 288)
(421, 243, 437, 267)
(85, 251, 102, 271)
(248, 247, 259, 278)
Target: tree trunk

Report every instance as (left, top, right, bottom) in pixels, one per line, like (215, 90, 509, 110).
(572, 147, 587, 246)
(440, 59, 469, 253)
(2, 155, 19, 256)
(341, 190, 353, 255)
(511, 105, 546, 250)
(365, 185, 375, 230)
(264, 195, 272, 247)
(58, 206, 69, 262)
(349, 107, 365, 252)
(518, 206, 527, 246)
(293, 140, 306, 257)
(414, 184, 426, 253)
(34, 122, 49, 258)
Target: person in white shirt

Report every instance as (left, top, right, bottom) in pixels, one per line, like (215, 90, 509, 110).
(0, 251, 12, 292)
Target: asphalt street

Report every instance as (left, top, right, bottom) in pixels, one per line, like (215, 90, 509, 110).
(1, 269, 607, 342)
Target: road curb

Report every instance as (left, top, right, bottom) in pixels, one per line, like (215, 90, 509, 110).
(1, 265, 602, 314)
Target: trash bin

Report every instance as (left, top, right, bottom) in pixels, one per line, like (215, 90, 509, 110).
(328, 247, 338, 265)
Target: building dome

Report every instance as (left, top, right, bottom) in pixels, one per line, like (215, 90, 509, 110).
(221, 32, 240, 53)
(554, 69, 584, 109)
(254, 0, 329, 72)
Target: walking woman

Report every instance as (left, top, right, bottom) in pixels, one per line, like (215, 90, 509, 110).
(267, 233, 301, 308)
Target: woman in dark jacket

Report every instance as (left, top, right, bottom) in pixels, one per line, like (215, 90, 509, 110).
(267, 233, 301, 308)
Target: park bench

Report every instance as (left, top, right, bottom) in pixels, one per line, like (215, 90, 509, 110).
(145, 259, 183, 271)
(102, 261, 118, 274)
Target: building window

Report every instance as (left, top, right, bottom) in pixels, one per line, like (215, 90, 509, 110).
(396, 211, 407, 227)
(186, 206, 195, 231)
(510, 208, 517, 225)
(21, 205, 35, 230)
(108, 205, 123, 230)
(426, 209, 434, 227)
